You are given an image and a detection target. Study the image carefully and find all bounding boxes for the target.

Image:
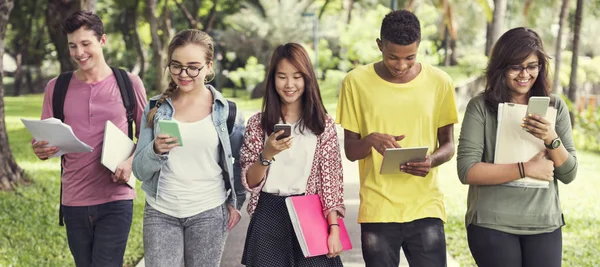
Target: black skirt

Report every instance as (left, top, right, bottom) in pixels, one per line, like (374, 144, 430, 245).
(241, 192, 344, 267)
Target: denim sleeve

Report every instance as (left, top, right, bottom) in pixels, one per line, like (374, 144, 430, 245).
(132, 105, 168, 182)
(229, 110, 247, 211)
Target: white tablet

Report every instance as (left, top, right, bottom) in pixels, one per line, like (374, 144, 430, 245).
(379, 146, 429, 174)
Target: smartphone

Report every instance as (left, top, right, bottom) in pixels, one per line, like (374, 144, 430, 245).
(274, 124, 292, 140)
(158, 120, 183, 146)
(526, 96, 550, 117)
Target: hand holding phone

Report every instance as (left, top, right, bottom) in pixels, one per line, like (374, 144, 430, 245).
(526, 96, 550, 117)
(158, 120, 183, 146)
(274, 124, 292, 141)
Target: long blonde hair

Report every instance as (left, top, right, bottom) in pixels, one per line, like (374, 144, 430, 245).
(146, 29, 215, 127)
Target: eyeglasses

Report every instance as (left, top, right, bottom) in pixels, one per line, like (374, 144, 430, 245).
(506, 64, 540, 77)
(168, 63, 205, 78)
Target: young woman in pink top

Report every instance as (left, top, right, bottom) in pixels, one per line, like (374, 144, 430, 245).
(240, 43, 345, 266)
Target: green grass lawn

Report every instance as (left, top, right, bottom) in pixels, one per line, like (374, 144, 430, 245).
(2, 91, 599, 267)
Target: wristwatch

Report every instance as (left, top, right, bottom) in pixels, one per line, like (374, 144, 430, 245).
(259, 151, 274, 166)
(545, 137, 561, 150)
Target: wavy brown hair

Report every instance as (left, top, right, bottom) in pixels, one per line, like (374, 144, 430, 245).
(260, 43, 327, 136)
(484, 27, 551, 114)
(146, 29, 215, 127)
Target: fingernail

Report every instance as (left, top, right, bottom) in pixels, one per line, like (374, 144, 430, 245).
(528, 113, 533, 117)
(522, 118, 526, 121)
(520, 124, 525, 127)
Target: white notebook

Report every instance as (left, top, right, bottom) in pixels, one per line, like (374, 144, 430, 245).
(101, 120, 136, 189)
(494, 103, 557, 188)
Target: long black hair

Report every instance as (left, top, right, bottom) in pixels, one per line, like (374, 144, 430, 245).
(484, 27, 551, 114)
(260, 43, 327, 136)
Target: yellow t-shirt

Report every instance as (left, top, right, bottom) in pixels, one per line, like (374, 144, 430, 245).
(336, 63, 458, 223)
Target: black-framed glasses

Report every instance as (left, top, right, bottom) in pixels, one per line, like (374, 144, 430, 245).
(168, 63, 205, 78)
(506, 64, 540, 77)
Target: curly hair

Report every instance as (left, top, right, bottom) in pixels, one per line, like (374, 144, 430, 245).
(380, 10, 421, 45)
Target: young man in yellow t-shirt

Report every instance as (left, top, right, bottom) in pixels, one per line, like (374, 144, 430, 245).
(336, 10, 458, 267)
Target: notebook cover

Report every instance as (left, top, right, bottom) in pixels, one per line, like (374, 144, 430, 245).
(287, 194, 352, 257)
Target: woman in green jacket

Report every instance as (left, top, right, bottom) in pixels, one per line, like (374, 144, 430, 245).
(457, 27, 578, 267)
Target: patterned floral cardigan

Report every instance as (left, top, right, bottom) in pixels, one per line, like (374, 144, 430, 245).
(240, 113, 346, 218)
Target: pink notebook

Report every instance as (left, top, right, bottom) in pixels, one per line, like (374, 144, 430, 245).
(285, 194, 352, 257)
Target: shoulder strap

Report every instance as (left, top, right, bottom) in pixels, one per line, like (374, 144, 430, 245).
(52, 72, 72, 227)
(111, 67, 136, 139)
(226, 100, 237, 135)
(52, 72, 74, 122)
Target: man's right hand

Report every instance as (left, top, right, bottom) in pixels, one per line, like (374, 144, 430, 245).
(32, 141, 59, 160)
(524, 150, 555, 181)
(366, 133, 405, 156)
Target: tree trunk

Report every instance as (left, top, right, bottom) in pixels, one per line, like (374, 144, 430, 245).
(553, 0, 570, 95)
(0, 0, 26, 191)
(567, 0, 584, 127)
(46, 0, 81, 73)
(12, 53, 22, 96)
(485, 0, 507, 55)
(145, 0, 168, 92)
(347, 0, 355, 24)
(120, 0, 145, 79)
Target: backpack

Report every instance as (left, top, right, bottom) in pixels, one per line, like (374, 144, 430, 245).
(148, 99, 237, 135)
(52, 67, 136, 226)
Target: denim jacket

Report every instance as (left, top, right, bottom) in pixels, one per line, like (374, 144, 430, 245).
(132, 85, 246, 211)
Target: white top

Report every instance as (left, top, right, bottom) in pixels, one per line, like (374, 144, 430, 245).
(262, 123, 317, 196)
(147, 115, 227, 218)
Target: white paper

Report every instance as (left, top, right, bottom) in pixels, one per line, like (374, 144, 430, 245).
(21, 118, 93, 158)
(494, 103, 557, 188)
(101, 121, 136, 189)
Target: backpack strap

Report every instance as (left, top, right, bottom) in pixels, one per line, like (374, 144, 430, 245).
(52, 72, 74, 122)
(111, 67, 136, 139)
(51, 72, 73, 227)
(226, 100, 237, 135)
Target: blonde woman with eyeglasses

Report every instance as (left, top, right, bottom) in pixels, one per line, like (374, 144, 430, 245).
(132, 29, 246, 267)
(457, 27, 578, 267)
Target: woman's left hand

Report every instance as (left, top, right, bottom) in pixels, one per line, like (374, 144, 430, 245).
(227, 204, 241, 231)
(326, 229, 343, 258)
(522, 114, 558, 144)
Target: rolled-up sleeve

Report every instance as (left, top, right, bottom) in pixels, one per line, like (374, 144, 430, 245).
(553, 97, 578, 184)
(457, 97, 487, 184)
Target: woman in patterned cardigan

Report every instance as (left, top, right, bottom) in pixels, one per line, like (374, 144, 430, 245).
(240, 43, 346, 267)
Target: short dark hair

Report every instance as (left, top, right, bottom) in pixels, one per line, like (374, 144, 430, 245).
(380, 10, 421, 45)
(483, 27, 551, 114)
(261, 43, 327, 136)
(61, 11, 104, 40)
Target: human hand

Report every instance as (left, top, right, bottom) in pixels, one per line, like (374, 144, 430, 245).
(153, 134, 179, 154)
(524, 150, 554, 181)
(366, 133, 405, 156)
(112, 158, 132, 184)
(400, 155, 432, 177)
(522, 114, 558, 145)
(32, 140, 59, 160)
(326, 226, 343, 258)
(261, 130, 293, 160)
(227, 204, 241, 230)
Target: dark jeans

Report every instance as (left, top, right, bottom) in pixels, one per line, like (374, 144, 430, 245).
(361, 218, 447, 267)
(467, 224, 562, 267)
(62, 200, 133, 267)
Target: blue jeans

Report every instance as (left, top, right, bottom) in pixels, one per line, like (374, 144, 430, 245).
(143, 202, 229, 267)
(361, 218, 447, 267)
(62, 200, 133, 267)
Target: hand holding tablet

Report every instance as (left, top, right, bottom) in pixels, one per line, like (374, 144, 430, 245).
(380, 146, 429, 175)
